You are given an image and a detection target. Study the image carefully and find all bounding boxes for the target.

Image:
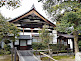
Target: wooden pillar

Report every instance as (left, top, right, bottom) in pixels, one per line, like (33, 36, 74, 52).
(72, 39, 74, 52)
(67, 39, 68, 46)
(23, 28, 24, 35)
(31, 28, 34, 45)
(31, 28, 33, 36)
(14, 48, 16, 61)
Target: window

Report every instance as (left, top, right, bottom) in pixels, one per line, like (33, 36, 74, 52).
(20, 40, 26, 46)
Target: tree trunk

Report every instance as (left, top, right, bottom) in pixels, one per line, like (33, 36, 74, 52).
(73, 31, 79, 54)
(12, 41, 15, 61)
(48, 44, 52, 57)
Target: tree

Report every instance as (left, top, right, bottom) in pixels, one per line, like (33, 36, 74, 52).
(39, 1, 81, 61)
(53, 1, 81, 54)
(38, 25, 53, 56)
(56, 11, 81, 53)
(9, 23, 20, 61)
(0, 0, 21, 9)
(0, 13, 20, 61)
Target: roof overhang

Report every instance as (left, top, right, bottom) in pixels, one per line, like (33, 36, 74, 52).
(18, 35, 32, 40)
(9, 8, 56, 27)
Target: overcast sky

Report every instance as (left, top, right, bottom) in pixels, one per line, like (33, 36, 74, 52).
(0, 0, 47, 19)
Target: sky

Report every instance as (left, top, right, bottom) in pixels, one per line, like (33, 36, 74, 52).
(0, 0, 47, 19)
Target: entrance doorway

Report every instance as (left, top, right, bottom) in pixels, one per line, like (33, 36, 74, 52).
(20, 40, 27, 50)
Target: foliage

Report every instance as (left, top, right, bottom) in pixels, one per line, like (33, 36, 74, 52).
(40, 1, 81, 22)
(50, 44, 66, 51)
(9, 23, 20, 42)
(38, 25, 53, 56)
(54, 2, 81, 54)
(49, 44, 69, 53)
(41, 55, 74, 61)
(56, 11, 81, 33)
(4, 44, 11, 51)
(0, 13, 20, 57)
(0, 13, 20, 42)
(0, 0, 21, 9)
(0, 44, 11, 55)
(32, 42, 47, 50)
(38, 25, 53, 45)
(78, 41, 81, 51)
(41, 1, 81, 54)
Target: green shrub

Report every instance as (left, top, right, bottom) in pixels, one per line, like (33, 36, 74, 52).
(4, 44, 11, 51)
(32, 42, 47, 50)
(0, 44, 11, 55)
(78, 40, 81, 51)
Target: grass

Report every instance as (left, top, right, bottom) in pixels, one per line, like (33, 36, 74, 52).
(41, 55, 75, 61)
(53, 56, 74, 60)
(0, 54, 18, 61)
(0, 55, 11, 61)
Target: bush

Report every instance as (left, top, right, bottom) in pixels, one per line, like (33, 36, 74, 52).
(4, 44, 11, 51)
(0, 44, 11, 54)
(32, 42, 47, 50)
(50, 44, 67, 50)
(49, 44, 68, 53)
(78, 41, 81, 51)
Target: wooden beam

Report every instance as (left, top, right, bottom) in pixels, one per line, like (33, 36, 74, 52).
(10, 10, 34, 23)
(23, 28, 24, 35)
(40, 52, 57, 61)
(10, 9, 55, 27)
(33, 10, 55, 27)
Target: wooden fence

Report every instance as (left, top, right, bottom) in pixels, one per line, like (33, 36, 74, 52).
(40, 52, 58, 61)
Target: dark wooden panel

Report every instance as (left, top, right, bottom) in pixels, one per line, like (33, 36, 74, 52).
(20, 46, 27, 50)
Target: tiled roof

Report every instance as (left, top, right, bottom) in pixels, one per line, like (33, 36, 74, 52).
(18, 35, 32, 39)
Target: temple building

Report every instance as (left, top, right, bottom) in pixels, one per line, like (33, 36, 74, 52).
(3, 5, 76, 51)
(8, 5, 57, 50)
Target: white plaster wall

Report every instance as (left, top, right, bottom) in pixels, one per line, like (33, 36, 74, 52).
(52, 30, 57, 44)
(19, 32, 40, 44)
(68, 39, 73, 49)
(1, 41, 4, 48)
(19, 32, 39, 37)
(1, 40, 13, 48)
(8, 40, 13, 48)
(19, 31, 58, 44)
(15, 40, 19, 45)
(27, 40, 32, 45)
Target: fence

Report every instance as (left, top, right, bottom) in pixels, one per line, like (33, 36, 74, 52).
(40, 52, 58, 61)
(33, 50, 58, 61)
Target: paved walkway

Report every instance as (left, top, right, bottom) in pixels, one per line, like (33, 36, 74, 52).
(22, 56, 39, 61)
(17, 50, 41, 61)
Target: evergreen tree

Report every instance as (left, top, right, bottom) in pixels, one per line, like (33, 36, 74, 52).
(38, 25, 53, 56)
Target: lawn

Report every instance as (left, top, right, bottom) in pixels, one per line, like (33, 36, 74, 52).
(41, 55, 75, 61)
(0, 55, 18, 61)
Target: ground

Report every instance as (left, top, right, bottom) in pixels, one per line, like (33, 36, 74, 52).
(0, 55, 75, 61)
(41, 56, 75, 61)
(58, 59, 74, 61)
(0, 55, 18, 61)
